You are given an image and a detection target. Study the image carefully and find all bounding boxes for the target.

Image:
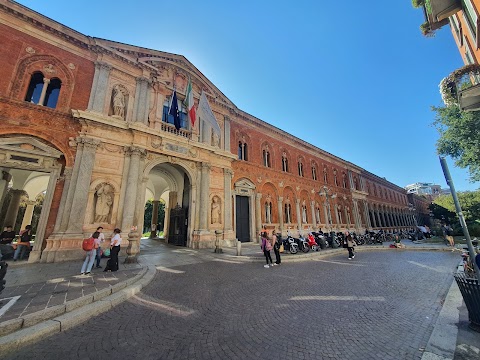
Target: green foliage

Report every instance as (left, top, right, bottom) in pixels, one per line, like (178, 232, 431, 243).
(420, 22, 435, 37)
(143, 199, 166, 234)
(432, 105, 480, 182)
(429, 202, 456, 224)
(412, 0, 425, 8)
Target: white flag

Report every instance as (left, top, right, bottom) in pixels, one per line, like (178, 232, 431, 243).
(197, 91, 221, 134)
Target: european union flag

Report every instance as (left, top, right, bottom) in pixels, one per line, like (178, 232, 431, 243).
(169, 90, 180, 130)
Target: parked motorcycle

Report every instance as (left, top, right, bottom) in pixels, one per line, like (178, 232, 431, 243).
(282, 236, 299, 254)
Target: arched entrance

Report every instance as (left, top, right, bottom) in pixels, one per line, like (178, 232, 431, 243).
(0, 136, 63, 262)
(143, 161, 194, 248)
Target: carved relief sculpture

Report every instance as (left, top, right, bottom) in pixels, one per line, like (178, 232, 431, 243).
(95, 183, 114, 223)
(211, 196, 221, 224)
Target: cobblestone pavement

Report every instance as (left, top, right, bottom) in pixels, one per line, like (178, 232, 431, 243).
(4, 250, 461, 360)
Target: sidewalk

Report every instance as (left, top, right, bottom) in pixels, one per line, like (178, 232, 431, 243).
(0, 239, 478, 359)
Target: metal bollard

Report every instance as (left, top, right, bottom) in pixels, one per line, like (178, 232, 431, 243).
(236, 239, 242, 256)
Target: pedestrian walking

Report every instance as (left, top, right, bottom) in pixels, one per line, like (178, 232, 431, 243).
(272, 230, 281, 265)
(13, 225, 31, 261)
(345, 231, 356, 260)
(80, 231, 99, 275)
(94, 226, 105, 269)
(104, 228, 121, 272)
(261, 231, 273, 268)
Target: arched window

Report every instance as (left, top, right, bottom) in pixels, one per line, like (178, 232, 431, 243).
(25, 72, 62, 109)
(263, 149, 271, 167)
(312, 165, 317, 181)
(323, 166, 328, 184)
(342, 172, 347, 188)
(333, 169, 338, 186)
(238, 141, 247, 160)
(44, 78, 62, 108)
(25, 72, 44, 104)
(353, 177, 359, 190)
(337, 206, 343, 224)
(282, 152, 289, 172)
(298, 161, 304, 177)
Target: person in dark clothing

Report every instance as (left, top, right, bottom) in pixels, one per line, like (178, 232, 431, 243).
(13, 225, 31, 261)
(272, 230, 281, 265)
(0, 225, 16, 260)
(345, 232, 356, 260)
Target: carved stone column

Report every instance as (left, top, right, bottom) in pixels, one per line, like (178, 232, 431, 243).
(65, 138, 100, 234)
(53, 168, 72, 233)
(199, 163, 211, 231)
(324, 203, 330, 230)
(223, 169, 233, 231)
(20, 200, 36, 230)
(295, 199, 301, 231)
(150, 200, 160, 238)
(255, 193, 262, 235)
(88, 61, 112, 113)
(352, 200, 360, 230)
(277, 197, 284, 232)
(310, 200, 317, 228)
(4, 189, 24, 228)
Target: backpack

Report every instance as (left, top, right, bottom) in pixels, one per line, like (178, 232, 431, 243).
(82, 237, 95, 251)
(264, 238, 273, 251)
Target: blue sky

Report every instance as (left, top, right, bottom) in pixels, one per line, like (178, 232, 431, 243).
(16, 0, 479, 192)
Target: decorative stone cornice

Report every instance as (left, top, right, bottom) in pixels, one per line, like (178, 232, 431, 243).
(94, 61, 113, 72)
(201, 162, 211, 171)
(125, 146, 147, 158)
(76, 137, 101, 150)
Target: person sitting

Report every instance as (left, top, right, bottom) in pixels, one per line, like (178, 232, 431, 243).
(0, 225, 16, 260)
(393, 234, 405, 248)
(13, 225, 32, 261)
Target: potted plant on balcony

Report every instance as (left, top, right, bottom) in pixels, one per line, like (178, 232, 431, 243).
(440, 64, 480, 110)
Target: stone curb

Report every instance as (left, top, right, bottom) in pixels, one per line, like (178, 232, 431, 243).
(225, 245, 454, 263)
(0, 265, 157, 357)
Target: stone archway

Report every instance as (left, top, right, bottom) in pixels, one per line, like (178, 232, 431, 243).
(0, 136, 63, 262)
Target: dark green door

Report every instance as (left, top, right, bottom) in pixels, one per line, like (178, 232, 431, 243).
(235, 196, 250, 242)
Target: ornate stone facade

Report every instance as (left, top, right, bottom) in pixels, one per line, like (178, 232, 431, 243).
(0, 2, 430, 263)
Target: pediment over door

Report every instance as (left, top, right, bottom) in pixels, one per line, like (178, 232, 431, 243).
(0, 136, 63, 170)
(234, 178, 256, 196)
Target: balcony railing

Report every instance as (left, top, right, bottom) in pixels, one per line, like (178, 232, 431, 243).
(414, 0, 462, 35)
(161, 122, 192, 139)
(440, 64, 480, 111)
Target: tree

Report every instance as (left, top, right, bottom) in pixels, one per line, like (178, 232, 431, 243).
(432, 105, 480, 182)
(432, 191, 480, 224)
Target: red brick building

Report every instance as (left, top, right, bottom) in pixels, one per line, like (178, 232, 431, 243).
(0, 1, 420, 262)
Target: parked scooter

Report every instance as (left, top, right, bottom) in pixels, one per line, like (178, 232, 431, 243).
(295, 232, 310, 253)
(307, 233, 319, 251)
(282, 235, 299, 254)
(312, 231, 327, 249)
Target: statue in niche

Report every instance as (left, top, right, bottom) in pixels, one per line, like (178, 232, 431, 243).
(112, 86, 126, 118)
(211, 196, 221, 224)
(95, 183, 114, 223)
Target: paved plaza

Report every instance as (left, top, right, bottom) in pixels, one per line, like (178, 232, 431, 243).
(2, 246, 469, 360)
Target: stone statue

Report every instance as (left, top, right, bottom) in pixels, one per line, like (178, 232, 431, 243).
(212, 132, 220, 148)
(95, 184, 113, 223)
(112, 86, 125, 118)
(211, 197, 221, 224)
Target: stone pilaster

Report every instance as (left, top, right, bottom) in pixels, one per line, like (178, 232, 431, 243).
(224, 115, 231, 151)
(53, 167, 72, 233)
(277, 197, 284, 232)
(0, 170, 12, 207)
(295, 199, 301, 231)
(133, 76, 151, 124)
(65, 138, 100, 234)
(150, 200, 160, 238)
(20, 200, 36, 230)
(223, 168, 233, 231)
(199, 162, 211, 230)
(255, 193, 262, 235)
(88, 61, 112, 113)
(121, 146, 146, 232)
(310, 200, 316, 228)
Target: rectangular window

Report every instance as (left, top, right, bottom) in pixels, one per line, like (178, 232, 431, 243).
(462, 0, 478, 43)
(450, 15, 463, 45)
(162, 102, 187, 129)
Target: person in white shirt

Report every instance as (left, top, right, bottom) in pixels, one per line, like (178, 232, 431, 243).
(104, 228, 121, 272)
(94, 226, 105, 269)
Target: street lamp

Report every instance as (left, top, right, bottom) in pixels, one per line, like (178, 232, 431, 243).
(319, 186, 337, 232)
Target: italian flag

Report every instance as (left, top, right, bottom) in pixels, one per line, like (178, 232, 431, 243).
(185, 77, 196, 127)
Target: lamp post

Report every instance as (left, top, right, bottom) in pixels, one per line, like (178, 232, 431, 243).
(319, 186, 337, 232)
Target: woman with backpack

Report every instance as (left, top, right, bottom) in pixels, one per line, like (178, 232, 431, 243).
(261, 231, 274, 268)
(80, 231, 99, 275)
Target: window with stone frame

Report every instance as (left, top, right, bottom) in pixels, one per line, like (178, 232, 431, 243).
(315, 205, 321, 224)
(298, 161, 304, 177)
(282, 152, 289, 172)
(262, 145, 271, 168)
(25, 71, 62, 108)
(342, 172, 347, 188)
(238, 141, 248, 160)
(353, 176, 359, 191)
(301, 203, 308, 223)
(337, 205, 343, 224)
(312, 162, 317, 181)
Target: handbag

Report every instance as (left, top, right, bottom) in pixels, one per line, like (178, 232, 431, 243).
(279, 244, 284, 253)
